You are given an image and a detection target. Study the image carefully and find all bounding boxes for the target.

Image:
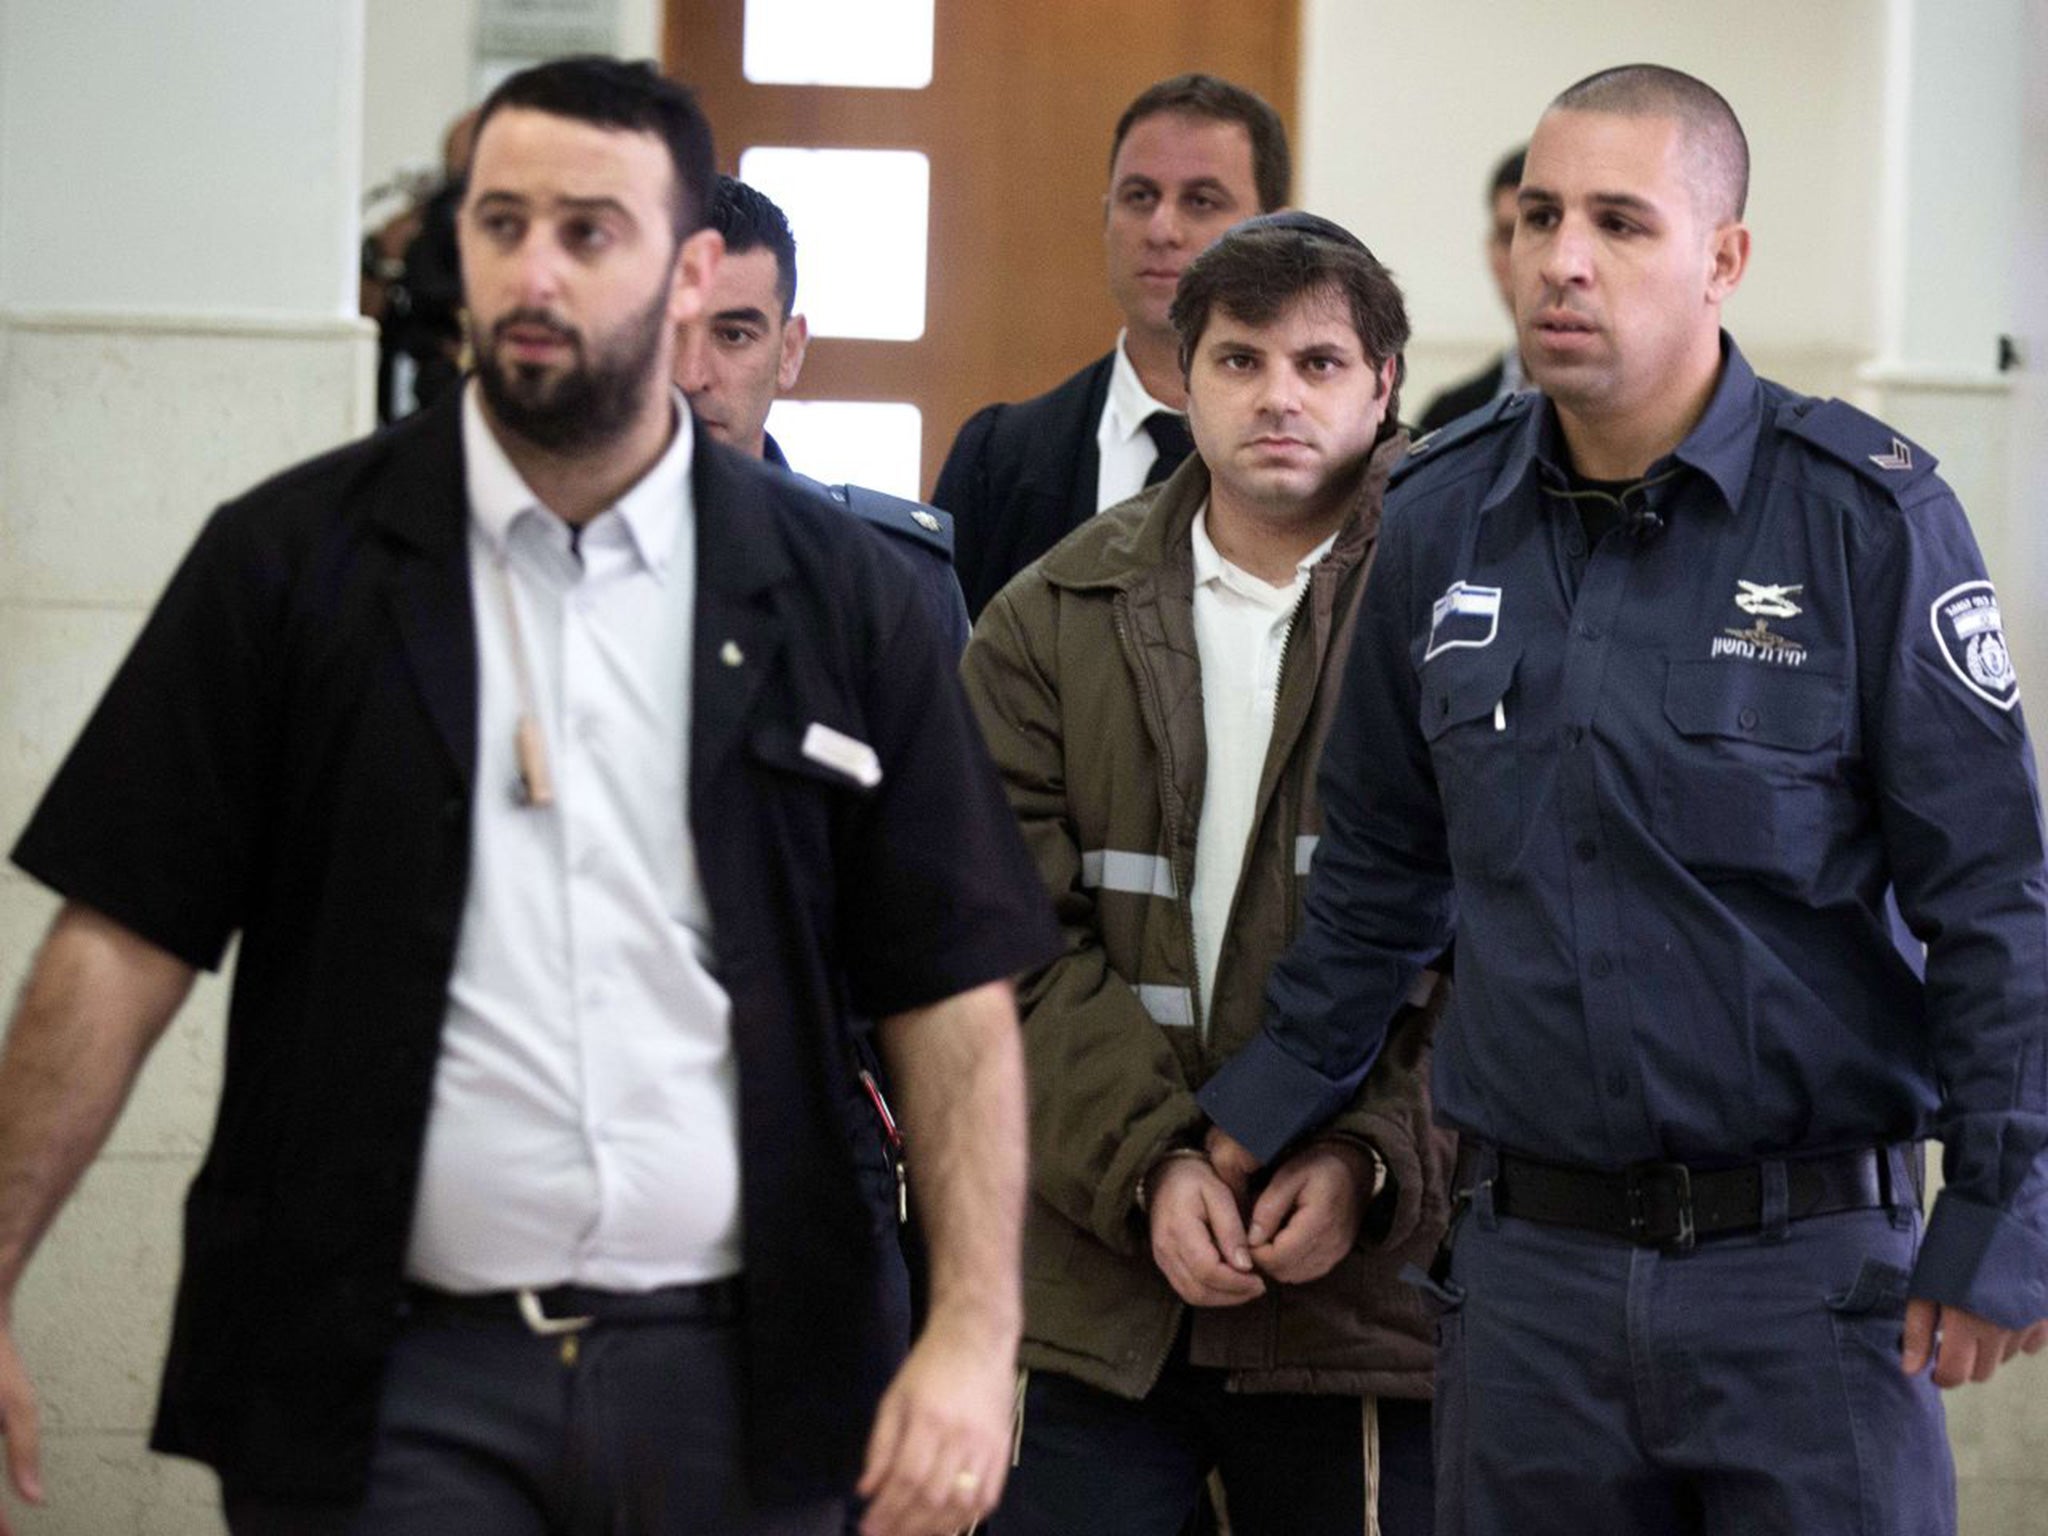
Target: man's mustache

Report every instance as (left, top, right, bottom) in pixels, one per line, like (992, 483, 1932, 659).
(491, 309, 580, 347)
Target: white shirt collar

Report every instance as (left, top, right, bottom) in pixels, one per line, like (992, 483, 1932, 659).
(1103, 329, 1182, 447)
(461, 381, 696, 580)
(1190, 504, 1338, 605)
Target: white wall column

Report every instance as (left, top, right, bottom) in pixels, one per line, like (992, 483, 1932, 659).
(1860, 0, 2026, 605)
(0, 2, 372, 1531)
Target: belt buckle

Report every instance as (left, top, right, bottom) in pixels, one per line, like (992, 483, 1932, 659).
(516, 1288, 594, 1336)
(1625, 1161, 1696, 1253)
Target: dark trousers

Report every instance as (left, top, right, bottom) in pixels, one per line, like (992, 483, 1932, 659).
(1419, 1192, 1953, 1536)
(223, 1308, 845, 1536)
(990, 1332, 1434, 1536)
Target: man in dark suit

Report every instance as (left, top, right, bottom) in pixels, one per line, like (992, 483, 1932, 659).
(0, 57, 1056, 1536)
(932, 74, 1290, 618)
(1415, 145, 1528, 434)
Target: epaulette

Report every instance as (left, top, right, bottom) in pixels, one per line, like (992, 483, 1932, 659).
(1776, 397, 1939, 499)
(828, 483, 956, 560)
(1389, 391, 1532, 488)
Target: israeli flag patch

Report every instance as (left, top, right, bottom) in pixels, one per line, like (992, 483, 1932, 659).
(1426, 581, 1503, 660)
(1931, 580, 2019, 711)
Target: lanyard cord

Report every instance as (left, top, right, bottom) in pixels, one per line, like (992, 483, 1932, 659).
(494, 552, 555, 808)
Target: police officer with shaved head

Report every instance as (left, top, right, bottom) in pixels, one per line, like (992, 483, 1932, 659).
(1200, 63, 2048, 1535)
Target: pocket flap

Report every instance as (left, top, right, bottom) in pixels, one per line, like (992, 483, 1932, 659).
(749, 716, 882, 793)
(1664, 661, 1846, 751)
(1421, 645, 1521, 743)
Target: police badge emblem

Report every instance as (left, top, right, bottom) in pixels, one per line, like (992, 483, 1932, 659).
(1931, 579, 2020, 711)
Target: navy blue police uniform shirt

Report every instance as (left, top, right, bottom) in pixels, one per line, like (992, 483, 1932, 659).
(1201, 335, 2048, 1330)
(762, 431, 972, 655)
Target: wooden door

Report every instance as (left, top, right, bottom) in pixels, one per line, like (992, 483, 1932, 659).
(664, 0, 1298, 496)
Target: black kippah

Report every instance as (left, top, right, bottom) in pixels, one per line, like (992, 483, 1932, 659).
(1228, 209, 1375, 260)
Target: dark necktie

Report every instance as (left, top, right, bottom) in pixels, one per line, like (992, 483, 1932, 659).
(1142, 411, 1195, 488)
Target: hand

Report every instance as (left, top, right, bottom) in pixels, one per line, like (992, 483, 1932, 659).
(1147, 1157, 1266, 1308)
(1902, 1299, 2048, 1388)
(0, 1320, 44, 1536)
(856, 1313, 1015, 1536)
(1203, 1124, 1262, 1203)
(1246, 1142, 1377, 1286)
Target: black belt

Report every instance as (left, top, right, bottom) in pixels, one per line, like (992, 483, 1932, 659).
(405, 1278, 743, 1334)
(1458, 1144, 1916, 1252)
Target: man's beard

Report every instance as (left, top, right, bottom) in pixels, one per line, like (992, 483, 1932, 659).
(473, 282, 670, 454)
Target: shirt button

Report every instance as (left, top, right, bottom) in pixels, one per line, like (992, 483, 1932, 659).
(1590, 953, 1613, 980)
(1564, 726, 1584, 748)
(1575, 838, 1598, 862)
(1579, 625, 1603, 642)
(1738, 707, 1759, 731)
(1567, 536, 1586, 558)
(1606, 1070, 1629, 1100)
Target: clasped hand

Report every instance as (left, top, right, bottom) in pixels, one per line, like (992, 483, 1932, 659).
(1145, 1135, 1379, 1307)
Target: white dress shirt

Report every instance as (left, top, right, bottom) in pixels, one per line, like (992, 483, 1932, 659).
(1094, 331, 1185, 512)
(1187, 508, 1338, 1034)
(405, 384, 742, 1292)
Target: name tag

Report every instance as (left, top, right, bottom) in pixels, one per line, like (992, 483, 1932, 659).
(801, 722, 883, 788)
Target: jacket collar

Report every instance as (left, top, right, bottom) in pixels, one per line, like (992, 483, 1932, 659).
(687, 435, 797, 803)
(372, 397, 476, 786)
(370, 392, 470, 557)
(1481, 331, 1762, 517)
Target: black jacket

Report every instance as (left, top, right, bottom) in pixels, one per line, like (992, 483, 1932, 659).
(932, 352, 1114, 619)
(14, 397, 1057, 1506)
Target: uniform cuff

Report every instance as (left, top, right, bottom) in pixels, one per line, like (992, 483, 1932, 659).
(1910, 1190, 2048, 1331)
(1197, 1031, 1366, 1167)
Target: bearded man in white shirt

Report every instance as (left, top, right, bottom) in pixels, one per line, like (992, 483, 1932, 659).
(0, 55, 1055, 1536)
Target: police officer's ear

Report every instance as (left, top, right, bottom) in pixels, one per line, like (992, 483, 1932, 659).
(1704, 220, 1750, 306)
(668, 227, 726, 329)
(777, 312, 810, 393)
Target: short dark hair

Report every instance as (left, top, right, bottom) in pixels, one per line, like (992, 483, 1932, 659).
(710, 176, 798, 318)
(1110, 74, 1290, 213)
(1550, 64, 1748, 222)
(1171, 211, 1411, 438)
(1490, 145, 1527, 198)
(475, 56, 716, 238)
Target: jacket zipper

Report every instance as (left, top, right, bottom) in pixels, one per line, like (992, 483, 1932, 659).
(1113, 598, 1208, 1044)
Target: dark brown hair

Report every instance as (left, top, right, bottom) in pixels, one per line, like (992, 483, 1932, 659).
(1172, 212, 1411, 435)
(1110, 74, 1290, 212)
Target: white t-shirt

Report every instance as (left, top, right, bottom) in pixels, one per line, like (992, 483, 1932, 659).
(1187, 507, 1337, 1034)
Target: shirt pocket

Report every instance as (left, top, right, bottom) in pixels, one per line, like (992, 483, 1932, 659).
(1655, 660, 1849, 886)
(735, 712, 880, 929)
(1420, 642, 1523, 880)
(747, 715, 885, 797)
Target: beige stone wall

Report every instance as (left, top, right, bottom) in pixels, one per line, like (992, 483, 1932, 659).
(0, 313, 374, 1534)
